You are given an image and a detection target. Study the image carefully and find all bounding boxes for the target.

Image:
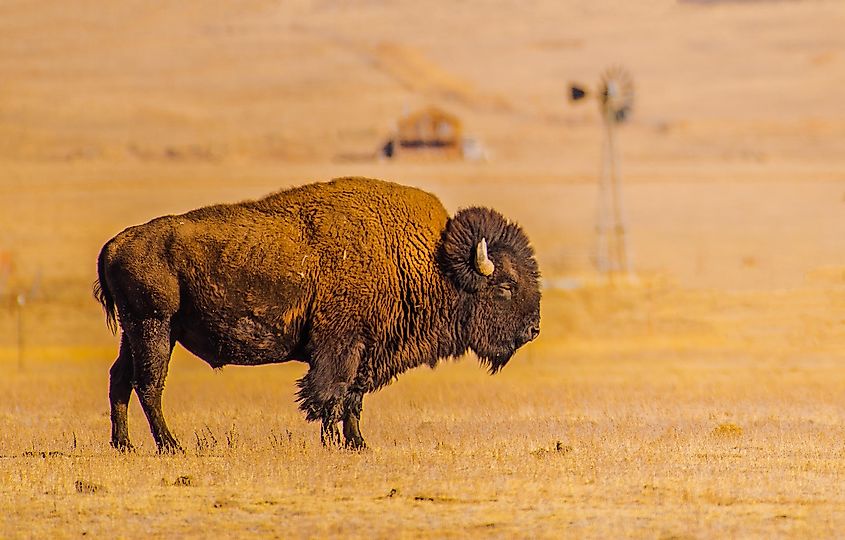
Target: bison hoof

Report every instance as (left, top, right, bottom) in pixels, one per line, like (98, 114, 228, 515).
(320, 424, 343, 448)
(157, 444, 185, 455)
(344, 437, 367, 451)
(156, 437, 184, 455)
(110, 440, 135, 453)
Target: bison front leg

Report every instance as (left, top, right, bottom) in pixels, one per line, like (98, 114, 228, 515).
(342, 391, 366, 450)
(299, 380, 345, 448)
(297, 341, 364, 449)
(319, 398, 343, 448)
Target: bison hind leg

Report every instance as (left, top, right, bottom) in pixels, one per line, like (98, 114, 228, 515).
(109, 337, 135, 452)
(124, 315, 183, 454)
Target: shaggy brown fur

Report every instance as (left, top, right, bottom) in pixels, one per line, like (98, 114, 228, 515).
(95, 177, 541, 452)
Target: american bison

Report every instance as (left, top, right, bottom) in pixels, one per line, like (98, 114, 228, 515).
(95, 177, 541, 452)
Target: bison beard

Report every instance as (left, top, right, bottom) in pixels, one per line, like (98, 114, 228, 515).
(95, 177, 541, 452)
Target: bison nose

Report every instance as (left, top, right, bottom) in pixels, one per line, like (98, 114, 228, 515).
(524, 323, 540, 343)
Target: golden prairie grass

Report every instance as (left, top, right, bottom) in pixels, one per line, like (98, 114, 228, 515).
(2, 283, 844, 538)
(1, 1, 844, 537)
(0, 173, 842, 538)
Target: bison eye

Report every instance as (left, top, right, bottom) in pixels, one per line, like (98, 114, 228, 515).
(493, 282, 513, 301)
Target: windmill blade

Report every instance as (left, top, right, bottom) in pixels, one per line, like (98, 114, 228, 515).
(600, 66, 635, 123)
(569, 84, 588, 101)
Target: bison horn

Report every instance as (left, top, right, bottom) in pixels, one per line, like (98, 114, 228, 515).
(474, 238, 495, 276)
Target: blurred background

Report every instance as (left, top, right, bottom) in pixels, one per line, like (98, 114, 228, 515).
(0, 0, 843, 349)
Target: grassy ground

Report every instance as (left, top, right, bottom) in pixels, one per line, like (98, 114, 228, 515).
(0, 170, 842, 538)
(2, 283, 844, 538)
(1, 1, 844, 537)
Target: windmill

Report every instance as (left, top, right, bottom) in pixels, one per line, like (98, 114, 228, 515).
(570, 67, 635, 276)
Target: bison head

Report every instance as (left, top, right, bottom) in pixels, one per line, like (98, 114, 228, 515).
(440, 207, 541, 373)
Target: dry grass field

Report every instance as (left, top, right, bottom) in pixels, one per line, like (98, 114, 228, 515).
(2, 283, 845, 538)
(2, 0, 845, 538)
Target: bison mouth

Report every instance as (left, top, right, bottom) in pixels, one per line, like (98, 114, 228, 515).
(486, 350, 515, 374)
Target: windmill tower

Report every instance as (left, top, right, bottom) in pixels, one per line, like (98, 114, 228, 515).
(570, 67, 635, 277)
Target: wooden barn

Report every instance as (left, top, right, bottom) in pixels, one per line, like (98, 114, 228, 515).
(382, 105, 464, 159)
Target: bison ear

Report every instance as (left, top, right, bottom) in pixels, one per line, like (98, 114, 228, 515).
(439, 207, 507, 292)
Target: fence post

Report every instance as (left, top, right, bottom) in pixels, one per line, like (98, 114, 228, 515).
(16, 292, 25, 370)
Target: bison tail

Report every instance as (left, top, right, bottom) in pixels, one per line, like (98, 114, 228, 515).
(94, 243, 118, 335)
